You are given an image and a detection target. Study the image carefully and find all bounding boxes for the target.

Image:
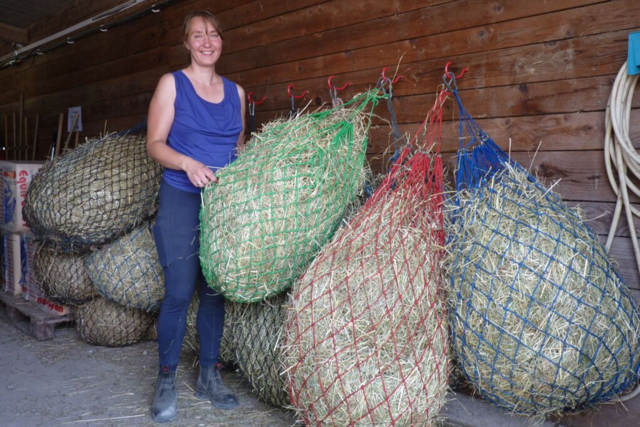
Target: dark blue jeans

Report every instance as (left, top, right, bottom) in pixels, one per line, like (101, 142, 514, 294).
(153, 181, 225, 372)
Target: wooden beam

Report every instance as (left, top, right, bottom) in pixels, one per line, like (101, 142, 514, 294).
(0, 23, 28, 45)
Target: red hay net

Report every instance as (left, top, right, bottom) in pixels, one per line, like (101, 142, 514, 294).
(284, 90, 450, 426)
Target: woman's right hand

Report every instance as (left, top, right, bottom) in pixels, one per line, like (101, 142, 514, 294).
(183, 158, 218, 188)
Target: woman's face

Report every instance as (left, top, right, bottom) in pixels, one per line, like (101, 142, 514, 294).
(184, 16, 223, 67)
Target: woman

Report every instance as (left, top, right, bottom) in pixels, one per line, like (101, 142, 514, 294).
(146, 10, 245, 423)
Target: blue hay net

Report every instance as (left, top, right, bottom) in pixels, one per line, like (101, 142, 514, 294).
(85, 222, 163, 312)
(447, 76, 640, 415)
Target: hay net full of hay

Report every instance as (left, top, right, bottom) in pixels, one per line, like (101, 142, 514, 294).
(24, 130, 162, 252)
(200, 89, 381, 303)
(85, 222, 164, 312)
(446, 76, 640, 416)
(284, 90, 450, 427)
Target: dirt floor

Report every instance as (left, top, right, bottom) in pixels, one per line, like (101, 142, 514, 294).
(1, 305, 639, 427)
(0, 310, 297, 427)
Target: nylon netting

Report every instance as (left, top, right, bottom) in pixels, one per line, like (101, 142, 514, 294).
(23, 132, 162, 253)
(76, 297, 153, 347)
(34, 245, 97, 306)
(182, 291, 236, 368)
(233, 293, 290, 408)
(446, 81, 640, 415)
(199, 90, 381, 303)
(284, 90, 449, 426)
(84, 222, 164, 312)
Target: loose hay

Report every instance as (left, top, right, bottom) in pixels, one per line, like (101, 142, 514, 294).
(233, 293, 290, 408)
(24, 132, 162, 252)
(85, 223, 164, 312)
(448, 164, 640, 416)
(76, 297, 153, 347)
(285, 148, 449, 426)
(34, 245, 97, 305)
(200, 90, 381, 302)
(183, 291, 236, 367)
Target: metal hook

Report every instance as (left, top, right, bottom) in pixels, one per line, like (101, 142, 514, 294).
(327, 75, 351, 92)
(287, 84, 308, 100)
(443, 62, 468, 92)
(247, 91, 266, 105)
(381, 67, 402, 85)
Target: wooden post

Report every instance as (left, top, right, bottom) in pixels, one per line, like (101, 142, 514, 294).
(63, 113, 79, 153)
(74, 131, 79, 149)
(54, 113, 64, 159)
(18, 95, 23, 158)
(24, 117, 28, 161)
(32, 114, 39, 161)
(3, 115, 7, 160)
(12, 112, 16, 160)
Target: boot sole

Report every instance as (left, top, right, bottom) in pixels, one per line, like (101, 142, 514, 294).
(151, 411, 177, 423)
(195, 391, 239, 410)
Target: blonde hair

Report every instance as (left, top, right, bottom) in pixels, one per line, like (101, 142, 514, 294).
(182, 10, 224, 41)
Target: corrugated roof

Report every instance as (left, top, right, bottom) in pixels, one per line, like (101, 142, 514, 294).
(0, 0, 76, 29)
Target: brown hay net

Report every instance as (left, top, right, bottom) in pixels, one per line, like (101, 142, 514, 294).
(84, 223, 164, 312)
(76, 297, 153, 347)
(34, 245, 97, 306)
(233, 293, 289, 408)
(24, 132, 162, 253)
(284, 141, 449, 426)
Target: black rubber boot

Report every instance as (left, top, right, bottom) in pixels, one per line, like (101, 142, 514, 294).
(151, 370, 177, 423)
(195, 365, 239, 409)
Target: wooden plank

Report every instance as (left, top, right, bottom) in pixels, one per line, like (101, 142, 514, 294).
(216, 0, 605, 75)
(226, 26, 632, 113)
(161, 0, 256, 31)
(0, 23, 28, 45)
(369, 108, 640, 154)
(0, 290, 74, 341)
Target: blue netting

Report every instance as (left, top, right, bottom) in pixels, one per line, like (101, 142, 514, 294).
(85, 223, 164, 312)
(447, 84, 640, 415)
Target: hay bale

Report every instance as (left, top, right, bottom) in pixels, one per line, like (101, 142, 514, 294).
(448, 164, 640, 416)
(200, 91, 381, 302)
(76, 297, 153, 347)
(233, 293, 289, 408)
(85, 223, 164, 312)
(285, 150, 449, 426)
(183, 292, 236, 367)
(24, 132, 162, 252)
(34, 245, 97, 305)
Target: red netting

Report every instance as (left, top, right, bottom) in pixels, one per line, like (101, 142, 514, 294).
(284, 91, 450, 426)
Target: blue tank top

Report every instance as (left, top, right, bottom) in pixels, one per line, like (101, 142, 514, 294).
(163, 70, 242, 193)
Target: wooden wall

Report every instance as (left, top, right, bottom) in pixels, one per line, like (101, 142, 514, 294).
(0, 0, 639, 294)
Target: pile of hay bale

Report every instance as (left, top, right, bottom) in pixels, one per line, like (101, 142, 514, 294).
(24, 131, 165, 347)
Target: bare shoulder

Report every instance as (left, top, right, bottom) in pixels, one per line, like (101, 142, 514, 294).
(156, 73, 176, 93)
(235, 83, 245, 99)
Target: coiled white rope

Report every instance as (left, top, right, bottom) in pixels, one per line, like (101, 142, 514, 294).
(604, 60, 640, 402)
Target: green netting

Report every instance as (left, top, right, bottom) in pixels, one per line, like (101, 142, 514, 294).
(200, 90, 382, 302)
(24, 132, 162, 253)
(84, 222, 164, 312)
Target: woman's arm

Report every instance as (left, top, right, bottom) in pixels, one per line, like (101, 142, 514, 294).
(235, 84, 246, 152)
(146, 73, 216, 186)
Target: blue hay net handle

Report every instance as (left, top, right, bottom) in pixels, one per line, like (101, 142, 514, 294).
(446, 72, 512, 192)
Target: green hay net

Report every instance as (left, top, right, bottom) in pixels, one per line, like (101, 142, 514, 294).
(200, 90, 381, 303)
